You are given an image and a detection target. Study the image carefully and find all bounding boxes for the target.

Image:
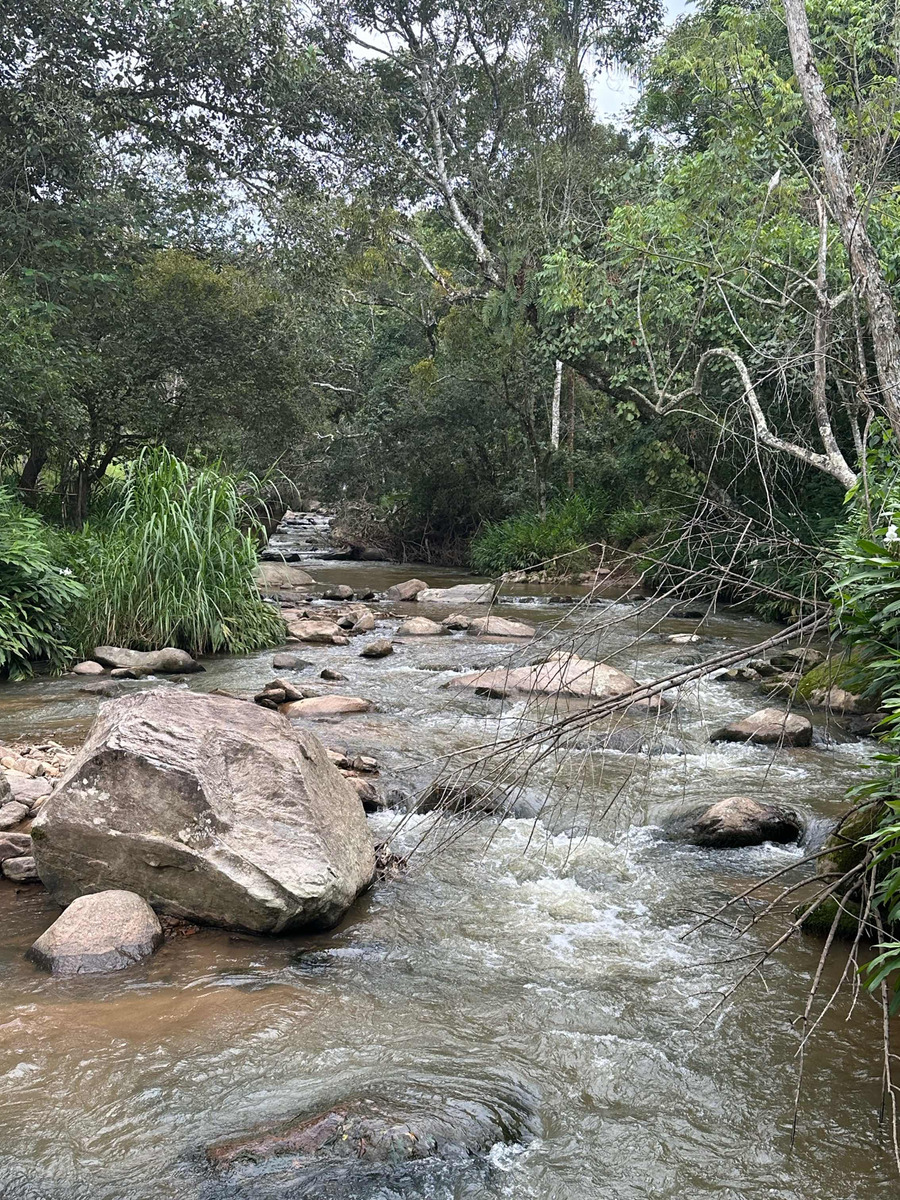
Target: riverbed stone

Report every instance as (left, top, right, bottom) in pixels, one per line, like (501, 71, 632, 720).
(710, 707, 813, 747)
(280, 695, 372, 717)
(397, 617, 446, 637)
(0, 801, 29, 830)
(769, 646, 825, 673)
(91, 646, 202, 674)
(467, 615, 535, 638)
(320, 668, 347, 681)
(352, 612, 376, 633)
(360, 639, 394, 658)
(72, 660, 105, 676)
(31, 691, 375, 934)
(323, 585, 355, 601)
(417, 583, 495, 603)
(272, 653, 313, 671)
(384, 579, 429, 601)
(256, 562, 316, 589)
(286, 618, 347, 645)
(8, 773, 52, 807)
(3, 854, 39, 881)
(28, 890, 163, 975)
(441, 613, 471, 630)
(449, 652, 639, 702)
(682, 796, 803, 848)
(0, 832, 31, 860)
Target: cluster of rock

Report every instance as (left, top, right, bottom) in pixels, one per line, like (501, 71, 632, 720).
(71, 645, 202, 678)
(0, 743, 66, 881)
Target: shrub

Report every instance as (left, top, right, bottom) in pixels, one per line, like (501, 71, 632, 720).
(70, 449, 285, 655)
(470, 496, 602, 575)
(0, 489, 84, 677)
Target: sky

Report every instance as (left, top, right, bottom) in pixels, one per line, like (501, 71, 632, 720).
(590, 0, 695, 120)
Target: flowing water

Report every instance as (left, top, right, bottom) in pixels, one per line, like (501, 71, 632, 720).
(0, 519, 894, 1199)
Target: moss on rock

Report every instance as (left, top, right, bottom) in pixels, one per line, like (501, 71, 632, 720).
(795, 896, 862, 940)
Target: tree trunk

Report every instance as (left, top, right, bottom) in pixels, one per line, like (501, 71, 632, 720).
(784, 0, 900, 444)
(18, 444, 47, 505)
(551, 359, 563, 449)
(566, 370, 576, 491)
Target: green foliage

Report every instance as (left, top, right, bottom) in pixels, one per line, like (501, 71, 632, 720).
(0, 489, 84, 677)
(470, 496, 604, 576)
(69, 450, 284, 656)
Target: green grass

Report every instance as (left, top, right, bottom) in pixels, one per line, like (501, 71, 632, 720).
(69, 449, 285, 656)
(469, 496, 602, 576)
(0, 488, 85, 677)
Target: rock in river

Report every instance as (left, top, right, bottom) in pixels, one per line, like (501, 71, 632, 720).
(397, 617, 446, 637)
(467, 615, 535, 638)
(678, 796, 803, 848)
(710, 706, 813, 747)
(3, 855, 39, 882)
(31, 691, 375, 934)
(72, 660, 105, 676)
(272, 653, 313, 671)
(384, 578, 429, 601)
(0, 832, 31, 861)
(281, 695, 373, 718)
(28, 889, 163, 975)
(286, 618, 349, 645)
(450, 652, 640, 702)
(91, 646, 202, 674)
(360, 638, 394, 658)
(417, 583, 495, 604)
(256, 562, 316, 589)
(0, 801, 29, 830)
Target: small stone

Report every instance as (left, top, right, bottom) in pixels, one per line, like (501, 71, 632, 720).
(0, 802, 29, 830)
(360, 639, 394, 658)
(352, 612, 376, 633)
(3, 855, 39, 882)
(110, 667, 144, 679)
(320, 668, 347, 681)
(667, 633, 701, 644)
(27, 890, 163, 975)
(72, 661, 105, 676)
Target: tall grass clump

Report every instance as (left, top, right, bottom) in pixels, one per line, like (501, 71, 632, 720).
(0, 488, 85, 677)
(71, 449, 285, 655)
(470, 495, 604, 576)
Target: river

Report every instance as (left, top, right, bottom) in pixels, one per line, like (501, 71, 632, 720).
(0, 518, 894, 1199)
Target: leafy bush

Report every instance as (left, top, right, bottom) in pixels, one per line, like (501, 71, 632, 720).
(0, 489, 84, 677)
(470, 496, 603, 575)
(70, 450, 285, 656)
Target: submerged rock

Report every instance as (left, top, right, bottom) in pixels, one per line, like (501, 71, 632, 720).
(678, 796, 803, 848)
(466, 616, 535, 638)
(28, 890, 162, 975)
(397, 617, 446, 637)
(417, 583, 495, 604)
(710, 706, 813, 747)
(31, 691, 374, 934)
(272, 653, 313, 671)
(91, 646, 202, 674)
(384, 578, 429, 601)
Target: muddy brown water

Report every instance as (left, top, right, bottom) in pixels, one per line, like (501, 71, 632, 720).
(0, 531, 894, 1198)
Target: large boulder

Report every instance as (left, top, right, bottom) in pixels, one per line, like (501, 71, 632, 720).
(384, 579, 429, 602)
(466, 616, 535, 639)
(449, 652, 639, 702)
(256, 562, 316, 589)
(397, 617, 446, 637)
(92, 646, 202, 674)
(31, 691, 375, 934)
(28, 890, 163, 975)
(678, 796, 803, 848)
(710, 706, 813, 747)
(417, 584, 494, 604)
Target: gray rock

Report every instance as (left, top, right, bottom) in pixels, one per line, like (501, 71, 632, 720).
(416, 584, 494, 604)
(710, 706, 813, 747)
(323, 585, 355, 601)
(92, 646, 202, 674)
(0, 832, 31, 860)
(256, 562, 316, 589)
(441, 613, 471, 631)
(28, 890, 163, 975)
(31, 691, 375, 934)
(0, 772, 9, 805)
(0, 801, 29, 830)
(352, 612, 376, 633)
(3, 855, 39, 882)
(747, 657, 782, 678)
(677, 796, 803, 848)
(360, 639, 394, 658)
(769, 646, 825, 673)
(397, 617, 445, 637)
(272, 653, 313, 671)
(384, 579, 429, 602)
(72, 661, 105, 676)
(466, 616, 535, 638)
(320, 668, 348, 681)
(713, 666, 759, 682)
(8, 773, 52, 807)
